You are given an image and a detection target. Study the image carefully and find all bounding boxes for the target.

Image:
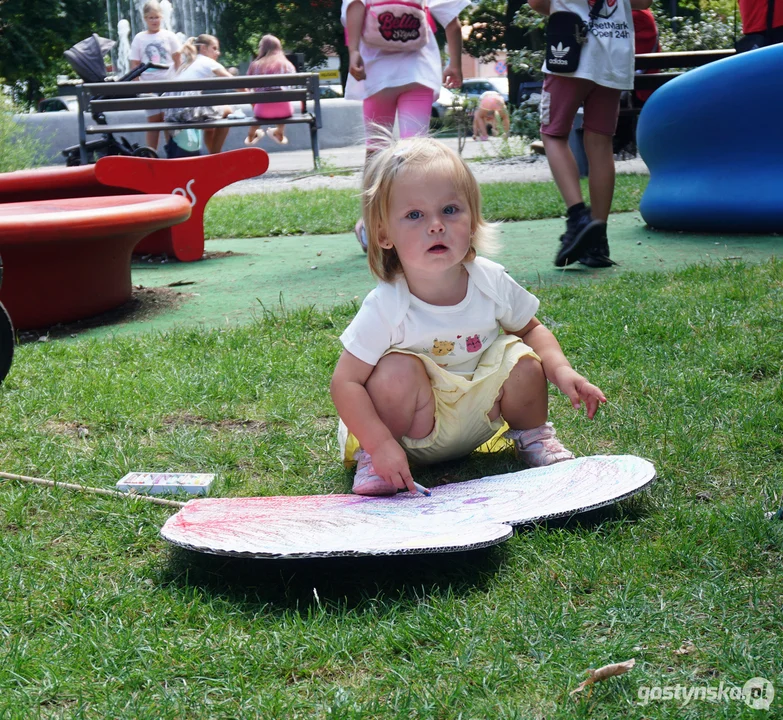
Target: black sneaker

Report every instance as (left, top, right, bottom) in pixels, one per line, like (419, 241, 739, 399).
(578, 223, 617, 268)
(554, 208, 606, 267)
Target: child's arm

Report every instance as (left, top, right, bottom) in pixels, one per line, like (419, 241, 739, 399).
(331, 350, 418, 493)
(443, 18, 464, 89)
(345, 0, 367, 81)
(528, 0, 551, 17)
(511, 318, 606, 419)
(499, 108, 511, 135)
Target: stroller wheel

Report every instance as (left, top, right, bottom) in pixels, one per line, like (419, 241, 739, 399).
(132, 146, 158, 159)
(0, 302, 13, 385)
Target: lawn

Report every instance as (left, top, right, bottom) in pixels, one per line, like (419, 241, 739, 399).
(204, 175, 650, 239)
(1, 177, 781, 718)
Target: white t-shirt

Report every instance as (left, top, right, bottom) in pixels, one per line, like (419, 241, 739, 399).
(543, 0, 635, 90)
(340, 257, 540, 376)
(129, 30, 180, 81)
(340, 0, 471, 101)
(177, 54, 224, 81)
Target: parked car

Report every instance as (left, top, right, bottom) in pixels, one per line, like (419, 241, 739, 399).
(319, 85, 343, 99)
(460, 77, 509, 103)
(37, 96, 79, 113)
(431, 86, 457, 124)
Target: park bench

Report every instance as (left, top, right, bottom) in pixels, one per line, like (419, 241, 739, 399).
(611, 48, 737, 157)
(632, 48, 737, 92)
(74, 72, 322, 167)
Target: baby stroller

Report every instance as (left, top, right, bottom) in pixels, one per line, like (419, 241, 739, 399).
(61, 34, 167, 166)
(0, 254, 13, 385)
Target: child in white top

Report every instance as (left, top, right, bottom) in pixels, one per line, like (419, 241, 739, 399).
(164, 34, 235, 154)
(129, 0, 181, 153)
(341, 0, 468, 252)
(331, 136, 607, 496)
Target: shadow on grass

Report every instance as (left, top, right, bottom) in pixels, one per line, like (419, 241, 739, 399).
(162, 543, 508, 611)
(159, 493, 653, 612)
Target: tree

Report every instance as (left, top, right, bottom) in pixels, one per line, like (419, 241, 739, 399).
(218, 0, 349, 85)
(461, 0, 533, 107)
(0, 0, 105, 107)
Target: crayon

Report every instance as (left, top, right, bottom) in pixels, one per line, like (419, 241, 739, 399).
(413, 481, 431, 497)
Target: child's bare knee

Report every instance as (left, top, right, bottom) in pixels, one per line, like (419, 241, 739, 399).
(367, 353, 428, 397)
(512, 354, 545, 381)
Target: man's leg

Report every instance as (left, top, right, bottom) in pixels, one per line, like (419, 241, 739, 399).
(540, 76, 605, 266)
(583, 130, 615, 221)
(541, 133, 583, 208)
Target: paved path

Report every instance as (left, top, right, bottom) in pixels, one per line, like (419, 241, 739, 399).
(217, 137, 650, 195)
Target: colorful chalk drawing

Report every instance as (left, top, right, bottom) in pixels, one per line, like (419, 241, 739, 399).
(161, 455, 656, 559)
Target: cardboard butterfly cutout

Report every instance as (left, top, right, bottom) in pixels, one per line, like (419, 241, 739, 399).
(161, 456, 655, 559)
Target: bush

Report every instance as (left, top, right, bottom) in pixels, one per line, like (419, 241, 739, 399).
(0, 99, 42, 172)
(510, 95, 541, 141)
(656, 8, 736, 51)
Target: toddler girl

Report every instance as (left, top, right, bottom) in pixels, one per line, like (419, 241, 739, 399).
(245, 35, 296, 146)
(129, 0, 181, 153)
(330, 136, 607, 496)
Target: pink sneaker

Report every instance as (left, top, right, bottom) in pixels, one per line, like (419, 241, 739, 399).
(504, 423, 575, 467)
(352, 449, 395, 496)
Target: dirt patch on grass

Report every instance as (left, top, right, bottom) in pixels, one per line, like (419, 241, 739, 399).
(313, 416, 335, 431)
(41, 420, 91, 438)
(204, 250, 242, 260)
(163, 413, 268, 433)
(132, 250, 243, 264)
(17, 285, 193, 343)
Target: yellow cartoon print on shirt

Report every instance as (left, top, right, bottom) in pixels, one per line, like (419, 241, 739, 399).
(431, 339, 455, 356)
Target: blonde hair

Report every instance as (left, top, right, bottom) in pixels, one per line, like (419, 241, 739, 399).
(178, 34, 219, 71)
(142, 1, 162, 17)
(362, 134, 495, 283)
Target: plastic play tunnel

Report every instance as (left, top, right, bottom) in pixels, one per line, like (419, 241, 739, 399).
(637, 43, 783, 233)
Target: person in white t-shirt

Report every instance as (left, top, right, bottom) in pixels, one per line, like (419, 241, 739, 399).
(341, 0, 469, 252)
(129, 0, 181, 153)
(530, 0, 652, 268)
(331, 136, 607, 496)
(163, 34, 235, 154)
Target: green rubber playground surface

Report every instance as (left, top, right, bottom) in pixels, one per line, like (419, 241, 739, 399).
(69, 211, 780, 340)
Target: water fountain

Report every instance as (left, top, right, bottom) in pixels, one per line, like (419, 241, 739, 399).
(160, 0, 173, 31)
(107, 0, 219, 75)
(116, 19, 131, 76)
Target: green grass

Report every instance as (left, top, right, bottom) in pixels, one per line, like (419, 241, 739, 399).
(1, 260, 781, 718)
(204, 175, 649, 239)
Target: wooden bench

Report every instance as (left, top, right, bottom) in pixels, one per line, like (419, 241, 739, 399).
(632, 48, 737, 93)
(74, 73, 322, 168)
(611, 48, 737, 155)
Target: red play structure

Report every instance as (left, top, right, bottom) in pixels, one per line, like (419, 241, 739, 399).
(0, 148, 270, 334)
(0, 195, 191, 330)
(95, 150, 269, 261)
(0, 148, 269, 262)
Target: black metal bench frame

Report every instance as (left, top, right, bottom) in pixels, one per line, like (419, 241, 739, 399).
(75, 73, 322, 168)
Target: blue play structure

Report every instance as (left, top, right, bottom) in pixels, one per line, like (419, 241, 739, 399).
(637, 43, 783, 233)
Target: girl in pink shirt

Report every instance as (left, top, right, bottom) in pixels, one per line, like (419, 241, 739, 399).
(245, 35, 296, 146)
